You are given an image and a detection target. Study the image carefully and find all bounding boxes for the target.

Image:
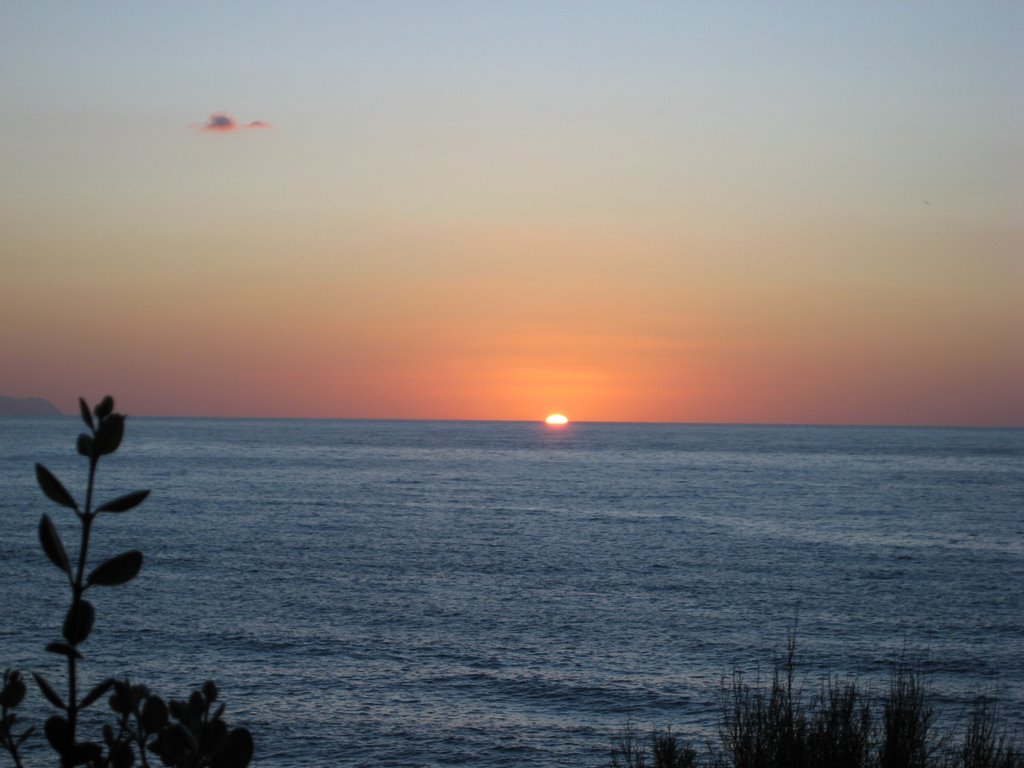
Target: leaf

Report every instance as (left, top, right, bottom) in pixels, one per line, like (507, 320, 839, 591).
(35, 464, 78, 511)
(45, 642, 83, 660)
(80, 678, 115, 710)
(140, 695, 168, 733)
(202, 680, 219, 704)
(62, 600, 95, 645)
(77, 433, 94, 458)
(189, 690, 205, 719)
(33, 673, 66, 710)
(159, 726, 189, 765)
(175, 722, 199, 754)
(95, 413, 125, 455)
(200, 718, 228, 755)
(44, 715, 71, 755)
(169, 699, 191, 723)
(211, 728, 253, 768)
(96, 490, 150, 514)
(70, 741, 102, 765)
(108, 691, 131, 715)
(113, 679, 131, 700)
(0, 672, 26, 708)
(87, 551, 143, 587)
(95, 396, 114, 420)
(159, 723, 198, 765)
(111, 741, 135, 768)
(38, 514, 72, 576)
(79, 398, 94, 430)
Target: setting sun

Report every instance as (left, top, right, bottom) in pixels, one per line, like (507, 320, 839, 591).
(545, 414, 569, 425)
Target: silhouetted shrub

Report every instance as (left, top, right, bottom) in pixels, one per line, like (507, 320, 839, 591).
(952, 698, 1023, 768)
(0, 397, 252, 768)
(607, 636, 1023, 768)
(717, 634, 811, 768)
(652, 729, 699, 768)
(879, 662, 936, 768)
(604, 721, 697, 768)
(805, 675, 872, 768)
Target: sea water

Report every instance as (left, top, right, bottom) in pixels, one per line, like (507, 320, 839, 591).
(1, 418, 1022, 766)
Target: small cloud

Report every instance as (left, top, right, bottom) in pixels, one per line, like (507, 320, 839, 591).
(203, 113, 238, 132)
(198, 113, 270, 132)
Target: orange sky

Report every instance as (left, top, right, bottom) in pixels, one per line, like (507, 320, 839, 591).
(1, 4, 1022, 425)
(4, 217, 1021, 425)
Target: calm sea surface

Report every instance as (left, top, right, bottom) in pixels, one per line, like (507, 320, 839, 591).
(1, 418, 1022, 766)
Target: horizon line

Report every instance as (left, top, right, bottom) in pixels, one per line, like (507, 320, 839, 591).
(15, 412, 1023, 431)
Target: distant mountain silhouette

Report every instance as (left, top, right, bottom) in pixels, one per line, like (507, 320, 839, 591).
(0, 396, 62, 417)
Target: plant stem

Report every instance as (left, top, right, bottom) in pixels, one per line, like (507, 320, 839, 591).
(65, 455, 98, 767)
(0, 705, 26, 768)
(133, 709, 151, 768)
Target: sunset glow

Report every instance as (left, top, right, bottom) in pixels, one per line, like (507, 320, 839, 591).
(545, 414, 569, 426)
(0, 4, 1021, 426)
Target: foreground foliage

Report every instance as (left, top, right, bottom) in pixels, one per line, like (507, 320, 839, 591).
(604, 635, 1022, 768)
(1, 397, 252, 768)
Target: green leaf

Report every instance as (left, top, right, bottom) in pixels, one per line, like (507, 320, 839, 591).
(79, 398, 94, 430)
(95, 396, 114, 420)
(33, 673, 66, 710)
(35, 464, 78, 511)
(38, 514, 72, 576)
(96, 490, 150, 514)
(95, 413, 125, 455)
(45, 642, 83, 660)
(211, 728, 253, 768)
(62, 600, 95, 645)
(44, 715, 70, 755)
(87, 550, 143, 587)
(80, 678, 114, 710)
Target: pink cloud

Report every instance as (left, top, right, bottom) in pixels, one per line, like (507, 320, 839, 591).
(199, 113, 270, 132)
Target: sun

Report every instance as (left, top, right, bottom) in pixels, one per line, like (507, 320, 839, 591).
(545, 413, 569, 425)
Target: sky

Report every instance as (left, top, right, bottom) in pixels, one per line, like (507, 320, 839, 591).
(1, 2, 1021, 425)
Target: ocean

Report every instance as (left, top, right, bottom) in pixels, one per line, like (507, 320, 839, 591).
(1, 418, 1022, 766)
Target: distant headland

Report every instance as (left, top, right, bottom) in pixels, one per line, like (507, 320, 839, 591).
(0, 396, 62, 417)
